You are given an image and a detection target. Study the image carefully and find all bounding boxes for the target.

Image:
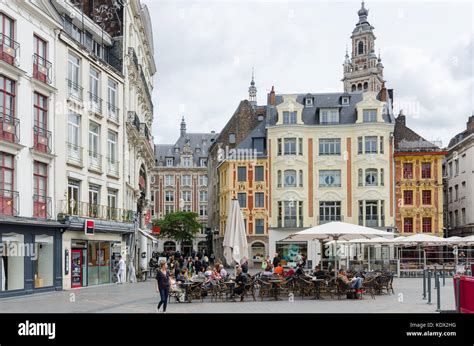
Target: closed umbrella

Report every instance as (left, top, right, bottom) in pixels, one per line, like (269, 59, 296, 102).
(283, 221, 394, 279)
(222, 199, 249, 266)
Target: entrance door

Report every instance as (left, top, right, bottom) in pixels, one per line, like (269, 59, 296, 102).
(71, 249, 83, 288)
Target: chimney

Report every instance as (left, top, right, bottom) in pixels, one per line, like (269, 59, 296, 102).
(268, 86, 276, 106)
(467, 115, 474, 132)
(397, 110, 406, 126)
(379, 81, 387, 102)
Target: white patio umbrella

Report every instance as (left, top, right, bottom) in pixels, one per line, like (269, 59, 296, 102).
(283, 221, 394, 279)
(394, 234, 448, 247)
(222, 199, 249, 266)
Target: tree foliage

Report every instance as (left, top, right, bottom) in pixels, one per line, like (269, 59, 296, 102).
(152, 211, 201, 243)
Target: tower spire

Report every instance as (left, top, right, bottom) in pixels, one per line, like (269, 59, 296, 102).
(248, 67, 257, 107)
(180, 116, 186, 137)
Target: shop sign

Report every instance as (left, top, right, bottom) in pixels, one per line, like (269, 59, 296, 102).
(85, 219, 95, 236)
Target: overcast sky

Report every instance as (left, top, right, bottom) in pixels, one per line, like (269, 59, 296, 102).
(143, 0, 473, 148)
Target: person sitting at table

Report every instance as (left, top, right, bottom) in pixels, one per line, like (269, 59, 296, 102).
(177, 269, 188, 283)
(284, 266, 295, 278)
(219, 264, 228, 279)
(204, 266, 213, 278)
(274, 263, 284, 276)
(232, 267, 248, 301)
(295, 264, 305, 277)
(262, 265, 273, 277)
(169, 273, 185, 302)
(212, 266, 222, 281)
(338, 269, 363, 290)
(312, 265, 326, 279)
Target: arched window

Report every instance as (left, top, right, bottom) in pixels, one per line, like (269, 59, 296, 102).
(251, 242, 266, 261)
(284, 170, 297, 187)
(163, 241, 176, 252)
(365, 169, 378, 186)
(358, 41, 364, 55)
(357, 83, 362, 91)
(351, 85, 356, 92)
(363, 82, 369, 90)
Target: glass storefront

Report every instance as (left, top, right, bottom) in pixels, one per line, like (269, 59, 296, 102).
(73, 240, 114, 288)
(34, 234, 54, 288)
(0, 233, 25, 291)
(276, 241, 307, 267)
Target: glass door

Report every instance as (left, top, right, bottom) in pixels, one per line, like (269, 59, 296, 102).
(71, 249, 83, 288)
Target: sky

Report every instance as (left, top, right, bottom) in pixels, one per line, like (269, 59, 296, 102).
(143, 0, 474, 148)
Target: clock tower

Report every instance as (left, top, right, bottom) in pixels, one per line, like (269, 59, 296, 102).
(342, 2, 384, 93)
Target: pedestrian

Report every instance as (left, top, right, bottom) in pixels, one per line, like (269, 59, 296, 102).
(116, 255, 125, 284)
(272, 253, 280, 268)
(210, 253, 215, 265)
(194, 256, 202, 273)
(156, 261, 171, 313)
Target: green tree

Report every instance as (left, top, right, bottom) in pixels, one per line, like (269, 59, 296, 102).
(152, 211, 201, 243)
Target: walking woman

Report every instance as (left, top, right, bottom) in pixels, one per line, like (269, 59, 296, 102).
(156, 260, 171, 313)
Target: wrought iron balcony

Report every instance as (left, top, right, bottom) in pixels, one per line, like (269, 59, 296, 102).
(60, 199, 134, 222)
(67, 79, 83, 102)
(107, 102, 120, 123)
(0, 189, 19, 216)
(33, 54, 52, 84)
(107, 157, 119, 176)
(127, 111, 141, 132)
(88, 92, 103, 114)
(88, 151, 103, 172)
(67, 142, 83, 166)
(0, 33, 20, 66)
(33, 195, 52, 219)
(33, 125, 52, 154)
(0, 112, 20, 143)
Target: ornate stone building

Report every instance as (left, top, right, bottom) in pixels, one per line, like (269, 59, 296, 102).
(152, 118, 218, 256)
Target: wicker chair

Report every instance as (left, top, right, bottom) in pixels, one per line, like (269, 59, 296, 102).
(186, 282, 204, 303)
(296, 277, 315, 299)
(256, 278, 273, 301)
(376, 275, 392, 295)
(361, 277, 377, 299)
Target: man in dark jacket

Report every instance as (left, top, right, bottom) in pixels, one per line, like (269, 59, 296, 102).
(272, 253, 280, 268)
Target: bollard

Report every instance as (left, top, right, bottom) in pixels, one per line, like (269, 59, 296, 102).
(434, 267, 438, 290)
(442, 264, 446, 287)
(427, 270, 432, 305)
(436, 272, 441, 312)
(422, 269, 426, 300)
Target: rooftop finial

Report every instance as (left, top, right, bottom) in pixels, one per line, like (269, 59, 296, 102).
(357, 1, 369, 22)
(180, 116, 186, 137)
(249, 68, 257, 106)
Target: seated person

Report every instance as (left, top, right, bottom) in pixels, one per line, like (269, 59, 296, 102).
(219, 264, 228, 279)
(204, 266, 213, 278)
(312, 265, 326, 279)
(211, 267, 222, 281)
(274, 263, 284, 276)
(169, 274, 185, 301)
(295, 264, 305, 277)
(337, 269, 363, 290)
(262, 265, 274, 277)
(176, 269, 188, 283)
(284, 266, 295, 278)
(232, 268, 248, 300)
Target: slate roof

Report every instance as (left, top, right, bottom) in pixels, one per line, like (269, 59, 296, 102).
(394, 117, 441, 152)
(266, 92, 394, 127)
(448, 116, 474, 148)
(154, 131, 219, 167)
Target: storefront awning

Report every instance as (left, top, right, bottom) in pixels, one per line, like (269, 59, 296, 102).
(138, 228, 158, 244)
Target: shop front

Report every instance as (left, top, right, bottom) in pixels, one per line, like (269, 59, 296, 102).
(61, 217, 133, 290)
(269, 228, 321, 269)
(0, 221, 63, 298)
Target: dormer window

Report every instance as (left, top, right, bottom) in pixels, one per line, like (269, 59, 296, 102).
(165, 157, 174, 167)
(229, 133, 236, 144)
(320, 109, 339, 125)
(341, 97, 350, 106)
(200, 158, 207, 167)
(282, 111, 297, 125)
(363, 109, 377, 123)
(182, 157, 191, 167)
(305, 98, 314, 107)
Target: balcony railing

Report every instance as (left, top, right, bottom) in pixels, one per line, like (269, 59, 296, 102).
(88, 92, 103, 114)
(107, 157, 119, 176)
(60, 199, 134, 222)
(33, 54, 52, 84)
(140, 122, 151, 141)
(67, 142, 83, 166)
(0, 189, 19, 216)
(33, 195, 52, 219)
(127, 111, 141, 132)
(88, 151, 102, 172)
(67, 79, 83, 102)
(318, 215, 343, 224)
(0, 112, 20, 143)
(33, 125, 52, 154)
(127, 47, 153, 113)
(0, 33, 20, 66)
(366, 217, 379, 227)
(107, 102, 120, 123)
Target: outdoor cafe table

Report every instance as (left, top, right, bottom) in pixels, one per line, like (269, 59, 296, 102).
(222, 280, 236, 301)
(179, 282, 194, 303)
(268, 279, 283, 301)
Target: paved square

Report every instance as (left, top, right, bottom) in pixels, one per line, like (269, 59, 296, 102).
(0, 278, 455, 313)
